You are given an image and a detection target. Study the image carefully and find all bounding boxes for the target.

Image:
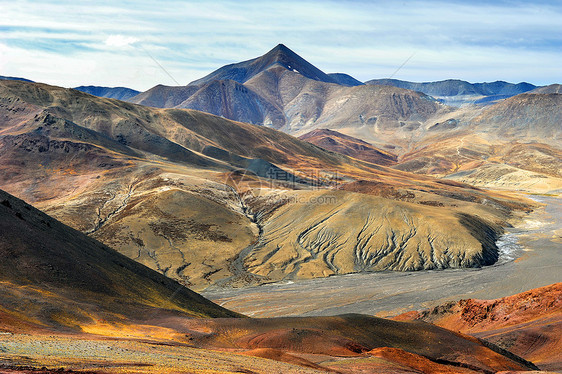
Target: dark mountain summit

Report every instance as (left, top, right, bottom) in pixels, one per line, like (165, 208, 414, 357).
(189, 44, 339, 86)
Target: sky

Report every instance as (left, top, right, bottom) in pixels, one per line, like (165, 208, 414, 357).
(1, 0, 561, 91)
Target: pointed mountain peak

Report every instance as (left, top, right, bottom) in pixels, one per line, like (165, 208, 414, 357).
(253, 44, 335, 82)
(188, 44, 338, 86)
(266, 43, 298, 59)
(264, 44, 297, 59)
(271, 43, 291, 52)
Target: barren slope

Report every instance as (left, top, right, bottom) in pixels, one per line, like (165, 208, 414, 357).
(392, 93, 562, 192)
(243, 190, 507, 283)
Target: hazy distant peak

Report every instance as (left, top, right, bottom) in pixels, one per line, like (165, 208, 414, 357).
(0, 75, 34, 82)
(73, 85, 140, 101)
(530, 83, 562, 94)
(366, 78, 538, 106)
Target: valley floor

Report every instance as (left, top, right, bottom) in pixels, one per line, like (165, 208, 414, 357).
(202, 195, 562, 318)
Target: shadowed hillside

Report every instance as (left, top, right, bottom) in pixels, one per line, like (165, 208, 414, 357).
(0, 188, 239, 332)
(73, 85, 141, 101)
(299, 128, 397, 165)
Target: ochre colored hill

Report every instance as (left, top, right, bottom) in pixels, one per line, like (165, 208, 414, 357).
(400, 283, 562, 372)
(299, 128, 397, 166)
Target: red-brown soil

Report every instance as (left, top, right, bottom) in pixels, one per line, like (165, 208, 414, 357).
(400, 283, 562, 371)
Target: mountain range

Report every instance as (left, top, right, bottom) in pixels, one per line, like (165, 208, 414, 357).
(366, 78, 537, 106)
(129, 44, 449, 135)
(126, 45, 560, 172)
(0, 79, 534, 292)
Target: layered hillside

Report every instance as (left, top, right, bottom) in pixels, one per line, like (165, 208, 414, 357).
(0, 79, 533, 291)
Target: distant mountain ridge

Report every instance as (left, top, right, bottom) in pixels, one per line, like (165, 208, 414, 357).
(73, 85, 140, 100)
(366, 78, 537, 106)
(0, 75, 34, 82)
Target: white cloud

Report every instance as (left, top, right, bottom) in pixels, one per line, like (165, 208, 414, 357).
(105, 35, 139, 48)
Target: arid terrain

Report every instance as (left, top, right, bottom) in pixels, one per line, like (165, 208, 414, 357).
(1, 40, 561, 373)
(0, 188, 547, 373)
(0, 79, 539, 291)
